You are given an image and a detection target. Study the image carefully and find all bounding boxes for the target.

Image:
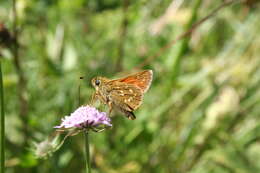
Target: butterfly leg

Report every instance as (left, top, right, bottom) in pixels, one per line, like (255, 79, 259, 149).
(90, 92, 97, 105)
(108, 101, 113, 116)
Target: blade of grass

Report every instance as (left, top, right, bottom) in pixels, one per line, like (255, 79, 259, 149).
(115, 0, 130, 72)
(137, 0, 240, 70)
(172, 81, 221, 168)
(0, 61, 5, 173)
(168, 0, 202, 87)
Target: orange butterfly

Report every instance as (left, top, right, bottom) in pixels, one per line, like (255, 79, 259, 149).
(91, 70, 153, 120)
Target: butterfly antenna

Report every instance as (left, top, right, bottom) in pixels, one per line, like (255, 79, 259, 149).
(78, 76, 84, 106)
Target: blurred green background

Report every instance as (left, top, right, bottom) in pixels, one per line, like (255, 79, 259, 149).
(1, 0, 260, 173)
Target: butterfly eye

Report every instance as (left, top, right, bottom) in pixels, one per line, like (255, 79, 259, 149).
(95, 79, 100, 86)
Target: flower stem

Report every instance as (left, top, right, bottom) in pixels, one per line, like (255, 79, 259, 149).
(78, 76, 91, 173)
(0, 61, 5, 173)
(84, 132, 91, 173)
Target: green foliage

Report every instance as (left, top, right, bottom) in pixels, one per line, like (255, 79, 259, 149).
(1, 0, 260, 172)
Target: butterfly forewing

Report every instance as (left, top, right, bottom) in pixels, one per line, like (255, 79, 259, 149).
(116, 70, 153, 93)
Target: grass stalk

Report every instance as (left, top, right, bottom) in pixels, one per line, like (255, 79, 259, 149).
(168, 0, 202, 86)
(0, 62, 5, 173)
(115, 0, 130, 72)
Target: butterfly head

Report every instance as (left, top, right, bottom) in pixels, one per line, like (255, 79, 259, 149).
(91, 76, 110, 91)
(91, 77, 101, 90)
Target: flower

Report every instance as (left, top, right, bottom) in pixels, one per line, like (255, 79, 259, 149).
(32, 133, 61, 158)
(33, 139, 56, 158)
(55, 105, 112, 129)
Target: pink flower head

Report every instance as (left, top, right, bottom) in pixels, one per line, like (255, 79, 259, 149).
(55, 106, 112, 129)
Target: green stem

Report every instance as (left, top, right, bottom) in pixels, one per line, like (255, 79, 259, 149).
(167, 0, 202, 93)
(84, 132, 91, 173)
(78, 77, 91, 173)
(0, 62, 5, 173)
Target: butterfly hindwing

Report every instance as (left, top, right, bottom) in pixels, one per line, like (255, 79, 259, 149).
(108, 82, 143, 111)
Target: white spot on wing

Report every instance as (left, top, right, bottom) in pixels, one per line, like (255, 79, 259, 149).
(119, 90, 124, 96)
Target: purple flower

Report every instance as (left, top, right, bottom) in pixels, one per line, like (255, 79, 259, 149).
(55, 106, 112, 129)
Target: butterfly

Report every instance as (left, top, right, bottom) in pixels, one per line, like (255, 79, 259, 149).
(91, 70, 153, 120)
